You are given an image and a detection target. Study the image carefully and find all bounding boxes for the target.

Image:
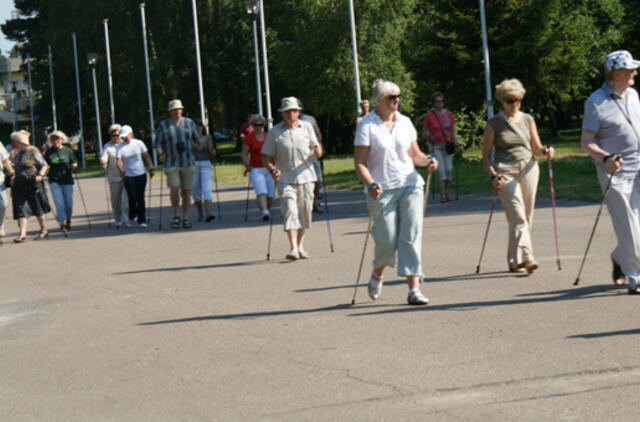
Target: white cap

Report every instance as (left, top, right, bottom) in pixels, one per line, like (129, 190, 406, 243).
(119, 125, 133, 138)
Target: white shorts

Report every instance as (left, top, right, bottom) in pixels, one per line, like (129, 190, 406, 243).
(250, 167, 275, 197)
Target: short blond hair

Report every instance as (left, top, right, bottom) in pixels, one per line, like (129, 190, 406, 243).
(371, 79, 400, 108)
(495, 78, 526, 102)
(249, 114, 266, 126)
(47, 130, 68, 144)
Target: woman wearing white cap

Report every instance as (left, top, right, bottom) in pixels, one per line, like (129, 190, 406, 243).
(261, 97, 322, 259)
(116, 125, 155, 228)
(354, 79, 437, 305)
(10, 130, 50, 242)
(44, 130, 78, 233)
(101, 124, 129, 228)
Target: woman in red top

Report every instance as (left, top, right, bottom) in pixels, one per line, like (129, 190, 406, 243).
(423, 91, 456, 202)
(242, 115, 274, 221)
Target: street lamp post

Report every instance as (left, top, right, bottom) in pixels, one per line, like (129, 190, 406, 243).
(479, 0, 494, 119)
(248, 0, 272, 129)
(26, 53, 35, 144)
(72, 33, 86, 169)
(140, 3, 157, 166)
(245, 1, 263, 116)
(191, 0, 206, 126)
(348, 0, 362, 115)
(87, 52, 104, 156)
(48, 44, 57, 131)
(103, 19, 115, 125)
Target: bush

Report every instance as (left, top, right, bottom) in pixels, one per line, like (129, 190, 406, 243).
(454, 105, 487, 151)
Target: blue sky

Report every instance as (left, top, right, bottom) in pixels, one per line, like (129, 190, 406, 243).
(0, 0, 16, 56)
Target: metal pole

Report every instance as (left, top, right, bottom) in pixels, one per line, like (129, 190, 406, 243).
(479, 0, 494, 119)
(258, 0, 273, 130)
(252, 18, 263, 116)
(140, 3, 157, 166)
(48, 45, 57, 131)
(26, 53, 35, 144)
(104, 19, 115, 125)
(90, 66, 104, 155)
(191, 0, 206, 125)
(348, 0, 362, 115)
(72, 33, 86, 169)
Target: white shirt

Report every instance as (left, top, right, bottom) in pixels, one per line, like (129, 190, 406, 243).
(354, 110, 424, 190)
(0, 142, 8, 184)
(116, 139, 148, 177)
(101, 141, 122, 182)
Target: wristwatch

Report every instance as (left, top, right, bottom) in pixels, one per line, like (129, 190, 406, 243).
(367, 182, 379, 192)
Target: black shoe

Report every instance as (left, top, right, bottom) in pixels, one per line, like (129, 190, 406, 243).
(205, 215, 215, 222)
(628, 286, 640, 295)
(613, 259, 626, 286)
(313, 203, 323, 213)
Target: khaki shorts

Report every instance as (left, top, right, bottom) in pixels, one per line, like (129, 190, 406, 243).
(165, 166, 196, 189)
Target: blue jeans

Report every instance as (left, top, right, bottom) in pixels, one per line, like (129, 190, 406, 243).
(0, 183, 7, 231)
(367, 184, 424, 277)
(50, 182, 74, 223)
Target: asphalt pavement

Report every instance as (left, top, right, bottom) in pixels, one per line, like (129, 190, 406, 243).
(1, 176, 638, 421)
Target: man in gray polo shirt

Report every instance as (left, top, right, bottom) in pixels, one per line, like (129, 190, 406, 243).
(581, 50, 640, 294)
(155, 99, 201, 229)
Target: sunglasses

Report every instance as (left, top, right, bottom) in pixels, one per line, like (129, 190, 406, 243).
(110, 133, 119, 137)
(387, 94, 401, 101)
(505, 98, 521, 105)
(252, 124, 264, 127)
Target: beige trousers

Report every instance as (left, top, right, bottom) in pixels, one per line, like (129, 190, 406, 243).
(496, 158, 539, 268)
(278, 182, 314, 231)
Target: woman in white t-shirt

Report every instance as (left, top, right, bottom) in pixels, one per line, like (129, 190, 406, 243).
(116, 125, 155, 228)
(354, 79, 438, 305)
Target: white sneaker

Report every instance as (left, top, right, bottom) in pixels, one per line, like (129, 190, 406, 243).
(407, 289, 429, 305)
(140, 223, 147, 228)
(286, 249, 299, 260)
(298, 249, 311, 259)
(0, 227, 5, 237)
(368, 273, 383, 300)
(125, 221, 133, 228)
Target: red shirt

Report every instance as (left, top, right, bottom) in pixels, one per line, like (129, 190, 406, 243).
(423, 110, 455, 144)
(243, 132, 271, 168)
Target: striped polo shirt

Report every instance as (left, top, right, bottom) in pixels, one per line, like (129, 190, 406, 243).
(155, 117, 200, 167)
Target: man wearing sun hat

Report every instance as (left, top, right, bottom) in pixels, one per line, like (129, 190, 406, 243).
(155, 99, 202, 229)
(581, 50, 640, 294)
(261, 96, 323, 260)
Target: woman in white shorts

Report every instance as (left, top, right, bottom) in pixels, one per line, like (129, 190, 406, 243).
(242, 114, 275, 221)
(191, 120, 217, 222)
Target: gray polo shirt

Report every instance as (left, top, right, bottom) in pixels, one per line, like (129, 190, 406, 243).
(261, 119, 319, 186)
(155, 117, 200, 167)
(582, 82, 640, 176)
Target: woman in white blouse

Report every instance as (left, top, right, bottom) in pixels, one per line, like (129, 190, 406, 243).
(354, 79, 438, 305)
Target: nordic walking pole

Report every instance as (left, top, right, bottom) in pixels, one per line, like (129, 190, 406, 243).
(103, 173, 112, 228)
(455, 155, 459, 200)
(574, 155, 621, 285)
(147, 168, 153, 224)
(351, 203, 375, 305)
(46, 179, 66, 237)
(158, 167, 164, 230)
(476, 189, 499, 274)
(547, 156, 561, 270)
(319, 164, 335, 252)
(244, 177, 251, 223)
(266, 196, 276, 261)
(74, 171, 92, 229)
(212, 160, 222, 221)
(423, 172, 432, 216)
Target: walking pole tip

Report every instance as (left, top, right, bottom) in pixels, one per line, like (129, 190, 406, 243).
(573, 278, 580, 286)
(475, 265, 480, 274)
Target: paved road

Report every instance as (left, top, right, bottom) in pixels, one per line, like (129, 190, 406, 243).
(1, 176, 638, 421)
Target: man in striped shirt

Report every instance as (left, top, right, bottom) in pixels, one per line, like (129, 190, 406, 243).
(155, 99, 201, 229)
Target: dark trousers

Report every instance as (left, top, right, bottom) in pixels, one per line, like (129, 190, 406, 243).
(124, 174, 147, 224)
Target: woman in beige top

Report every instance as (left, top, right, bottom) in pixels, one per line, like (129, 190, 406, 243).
(482, 79, 554, 274)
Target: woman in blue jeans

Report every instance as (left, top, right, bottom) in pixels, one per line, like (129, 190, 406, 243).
(44, 131, 78, 233)
(354, 79, 438, 305)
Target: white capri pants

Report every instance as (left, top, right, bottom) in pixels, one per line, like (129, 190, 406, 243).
(428, 143, 453, 181)
(278, 182, 314, 231)
(192, 160, 213, 202)
(250, 167, 275, 197)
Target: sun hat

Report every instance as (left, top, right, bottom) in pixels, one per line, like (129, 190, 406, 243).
(119, 125, 133, 138)
(47, 130, 68, 144)
(10, 130, 30, 146)
(604, 50, 640, 73)
(108, 123, 122, 135)
(278, 97, 302, 112)
(167, 99, 184, 111)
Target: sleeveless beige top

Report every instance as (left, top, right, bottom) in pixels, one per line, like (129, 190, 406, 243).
(488, 112, 534, 164)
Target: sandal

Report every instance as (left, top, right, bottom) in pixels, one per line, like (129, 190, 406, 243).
(171, 216, 180, 229)
(34, 232, 49, 240)
(13, 236, 27, 243)
(182, 218, 192, 229)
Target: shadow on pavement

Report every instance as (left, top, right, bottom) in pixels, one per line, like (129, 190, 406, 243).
(113, 258, 291, 275)
(567, 328, 640, 339)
